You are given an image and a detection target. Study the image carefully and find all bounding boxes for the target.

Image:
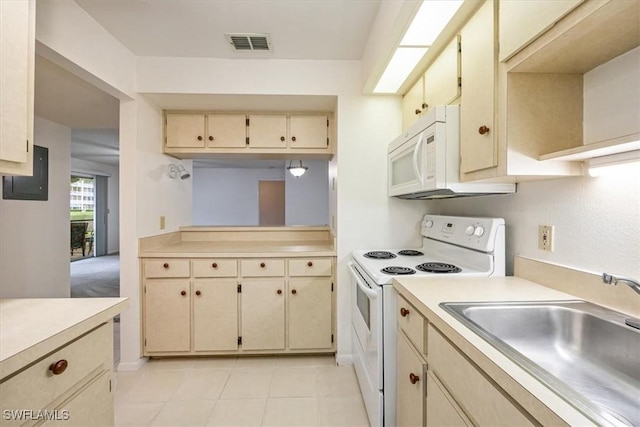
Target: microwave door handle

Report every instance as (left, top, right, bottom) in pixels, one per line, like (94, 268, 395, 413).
(412, 133, 424, 185)
(347, 262, 378, 300)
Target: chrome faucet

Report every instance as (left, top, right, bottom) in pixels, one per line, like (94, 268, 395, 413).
(602, 273, 640, 295)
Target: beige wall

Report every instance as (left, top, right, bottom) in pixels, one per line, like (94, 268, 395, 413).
(0, 117, 71, 298)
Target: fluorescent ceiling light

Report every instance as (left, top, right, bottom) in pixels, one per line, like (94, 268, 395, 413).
(374, 47, 428, 93)
(588, 149, 640, 177)
(402, 1, 464, 46)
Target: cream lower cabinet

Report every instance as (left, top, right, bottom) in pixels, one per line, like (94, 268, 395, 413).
(426, 371, 471, 427)
(397, 332, 427, 427)
(144, 280, 191, 353)
(193, 279, 239, 352)
(288, 278, 333, 350)
(241, 278, 286, 350)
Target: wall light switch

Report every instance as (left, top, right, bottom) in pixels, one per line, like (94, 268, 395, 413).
(538, 225, 554, 251)
(160, 216, 166, 230)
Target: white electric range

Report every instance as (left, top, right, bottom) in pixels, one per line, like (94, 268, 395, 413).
(348, 214, 506, 427)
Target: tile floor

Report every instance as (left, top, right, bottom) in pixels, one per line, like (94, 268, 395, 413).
(115, 355, 370, 427)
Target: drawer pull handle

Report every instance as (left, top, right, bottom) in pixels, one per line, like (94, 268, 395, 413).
(400, 307, 410, 317)
(260, 262, 266, 268)
(195, 290, 201, 296)
(212, 263, 218, 268)
(277, 289, 282, 295)
(163, 263, 169, 269)
(307, 261, 313, 267)
(292, 289, 297, 295)
(478, 125, 490, 135)
(180, 290, 187, 296)
(49, 359, 68, 375)
(409, 373, 420, 384)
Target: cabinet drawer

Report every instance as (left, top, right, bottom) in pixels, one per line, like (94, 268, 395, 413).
(428, 325, 534, 426)
(288, 258, 331, 277)
(0, 323, 112, 417)
(241, 259, 285, 277)
(397, 295, 427, 354)
(143, 259, 190, 278)
(193, 259, 238, 278)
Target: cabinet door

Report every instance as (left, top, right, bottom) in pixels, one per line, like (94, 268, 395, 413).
(193, 279, 239, 351)
(288, 278, 332, 350)
(0, 0, 34, 171)
(460, 0, 498, 174)
(166, 113, 206, 148)
(424, 37, 460, 112)
(248, 115, 287, 148)
(499, 0, 582, 61)
(289, 115, 328, 149)
(402, 76, 425, 131)
(241, 279, 285, 350)
(144, 280, 191, 352)
(426, 371, 471, 427)
(397, 332, 426, 427)
(206, 114, 247, 148)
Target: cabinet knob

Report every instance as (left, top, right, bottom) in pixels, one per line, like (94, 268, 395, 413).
(208, 136, 214, 141)
(180, 290, 187, 296)
(49, 359, 68, 375)
(212, 262, 218, 268)
(197, 135, 203, 141)
(409, 373, 420, 384)
(478, 125, 490, 135)
(277, 289, 282, 295)
(280, 136, 285, 141)
(195, 290, 201, 296)
(292, 289, 297, 295)
(307, 261, 313, 267)
(400, 307, 410, 317)
(163, 263, 169, 269)
(260, 262, 266, 268)
(415, 109, 422, 115)
(291, 136, 297, 142)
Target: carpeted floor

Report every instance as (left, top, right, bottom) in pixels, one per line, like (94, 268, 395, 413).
(70, 254, 120, 298)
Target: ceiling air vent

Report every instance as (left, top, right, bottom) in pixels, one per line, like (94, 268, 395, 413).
(225, 33, 272, 51)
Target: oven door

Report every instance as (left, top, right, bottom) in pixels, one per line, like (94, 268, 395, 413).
(348, 261, 383, 388)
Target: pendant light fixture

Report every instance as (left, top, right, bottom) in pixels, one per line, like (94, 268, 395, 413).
(287, 160, 308, 177)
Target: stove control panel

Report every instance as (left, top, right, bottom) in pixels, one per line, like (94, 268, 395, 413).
(422, 214, 504, 252)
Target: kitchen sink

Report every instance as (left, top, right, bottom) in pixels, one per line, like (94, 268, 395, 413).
(440, 300, 640, 427)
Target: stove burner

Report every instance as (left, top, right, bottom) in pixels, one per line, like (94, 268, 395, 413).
(415, 262, 462, 273)
(381, 266, 416, 275)
(364, 251, 396, 260)
(397, 250, 424, 256)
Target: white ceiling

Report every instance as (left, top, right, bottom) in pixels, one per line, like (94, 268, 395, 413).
(37, 1, 384, 168)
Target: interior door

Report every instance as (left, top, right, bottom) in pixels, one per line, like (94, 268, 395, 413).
(259, 180, 285, 225)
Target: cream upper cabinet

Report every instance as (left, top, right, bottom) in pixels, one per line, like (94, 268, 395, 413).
(206, 114, 247, 148)
(460, 0, 498, 175)
(165, 113, 206, 148)
(0, 0, 35, 176)
(241, 279, 286, 350)
(248, 115, 288, 148)
(193, 279, 239, 352)
(288, 278, 333, 350)
(289, 115, 329, 149)
(402, 77, 425, 131)
(144, 280, 191, 353)
(424, 37, 461, 113)
(499, 0, 583, 61)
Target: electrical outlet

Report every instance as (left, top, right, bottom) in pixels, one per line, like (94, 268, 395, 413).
(538, 225, 554, 251)
(160, 216, 166, 230)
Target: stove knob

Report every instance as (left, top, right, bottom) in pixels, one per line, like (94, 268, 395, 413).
(424, 220, 434, 228)
(465, 225, 475, 236)
(473, 226, 485, 237)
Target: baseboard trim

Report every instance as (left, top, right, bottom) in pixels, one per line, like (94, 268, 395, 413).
(116, 357, 148, 372)
(335, 353, 353, 366)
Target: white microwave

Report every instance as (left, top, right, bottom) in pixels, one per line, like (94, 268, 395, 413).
(388, 105, 515, 199)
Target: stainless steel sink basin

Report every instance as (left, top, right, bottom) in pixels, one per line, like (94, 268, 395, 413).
(440, 300, 640, 427)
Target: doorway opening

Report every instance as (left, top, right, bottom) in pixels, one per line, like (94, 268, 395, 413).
(70, 175, 94, 261)
(259, 180, 285, 225)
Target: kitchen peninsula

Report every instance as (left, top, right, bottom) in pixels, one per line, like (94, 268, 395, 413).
(138, 226, 336, 357)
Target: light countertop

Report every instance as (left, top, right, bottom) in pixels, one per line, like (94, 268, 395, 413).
(0, 298, 128, 379)
(139, 240, 335, 258)
(393, 276, 597, 426)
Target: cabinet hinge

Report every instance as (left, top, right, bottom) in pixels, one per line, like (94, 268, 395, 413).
(331, 282, 334, 292)
(238, 336, 242, 345)
(326, 118, 329, 127)
(458, 77, 462, 88)
(331, 334, 334, 343)
(458, 41, 462, 53)
(245, 137, 249, 145)
(237, 284, 242, 293)
(26, 140, 29, 152)
(246, 118, 250, 126)
(326, 137, 329, 146)
(144, 338, 147, 347)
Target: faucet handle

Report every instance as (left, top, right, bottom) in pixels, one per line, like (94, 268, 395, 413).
(602, 273, 614, 285)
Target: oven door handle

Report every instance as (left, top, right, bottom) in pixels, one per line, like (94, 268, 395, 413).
(348, 261, 378, 300)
